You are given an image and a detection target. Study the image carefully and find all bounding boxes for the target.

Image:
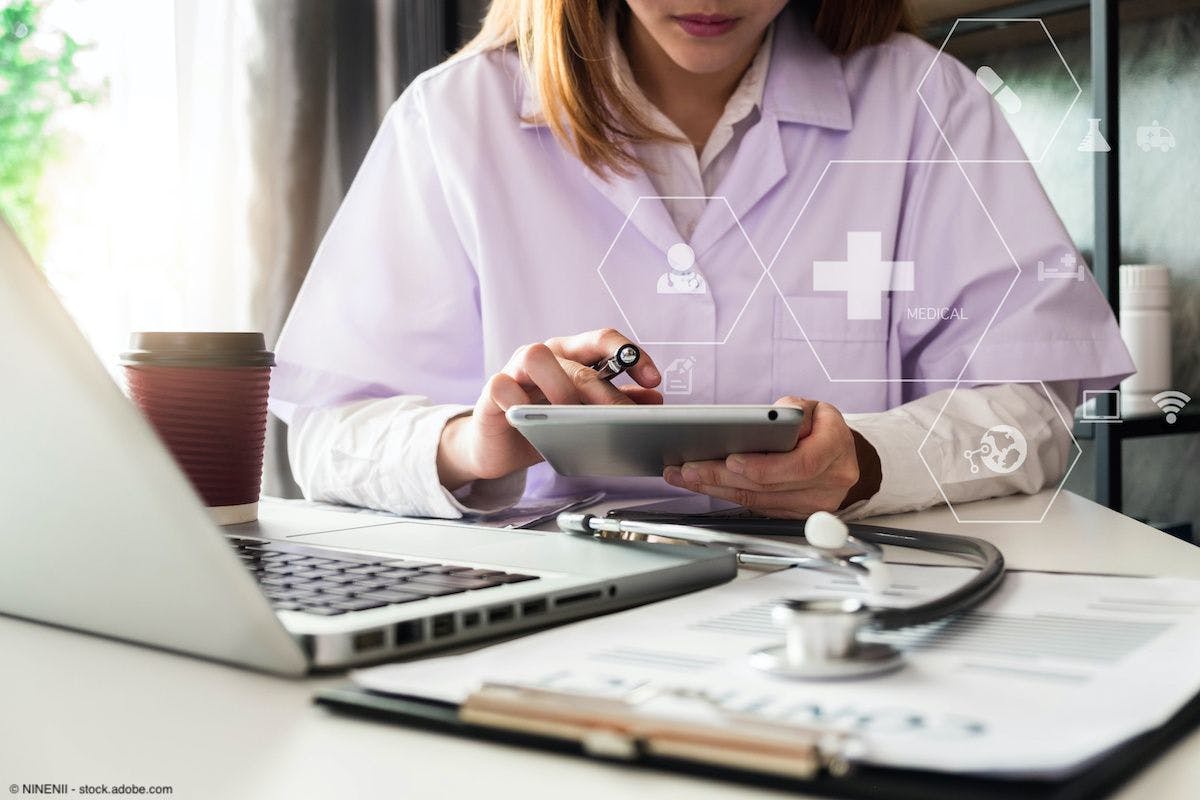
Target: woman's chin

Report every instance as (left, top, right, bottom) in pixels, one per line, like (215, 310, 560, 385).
(664, 48, 752, 76)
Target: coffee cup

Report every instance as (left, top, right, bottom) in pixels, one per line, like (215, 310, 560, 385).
(121, 332, 274, 525)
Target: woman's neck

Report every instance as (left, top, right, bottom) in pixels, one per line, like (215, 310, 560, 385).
(622, 16, 760, 154)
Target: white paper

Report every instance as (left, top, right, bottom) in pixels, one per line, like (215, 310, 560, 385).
(352, 566, 1200, 778)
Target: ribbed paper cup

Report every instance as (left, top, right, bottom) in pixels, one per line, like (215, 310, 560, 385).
(122, 332, 274, 525)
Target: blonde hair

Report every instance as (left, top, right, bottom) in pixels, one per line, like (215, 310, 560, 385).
(461, 1, 914, 176)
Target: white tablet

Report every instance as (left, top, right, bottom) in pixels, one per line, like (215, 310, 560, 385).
(506, 405, 804, 477)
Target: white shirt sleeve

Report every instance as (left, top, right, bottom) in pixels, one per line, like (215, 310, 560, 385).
(287, 396, 526, 519)
(840, 381, 1078, 520)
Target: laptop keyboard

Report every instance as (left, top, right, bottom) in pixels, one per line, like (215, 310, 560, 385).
(227, 536, 538, 616)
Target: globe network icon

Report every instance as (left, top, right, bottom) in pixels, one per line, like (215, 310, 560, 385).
(963, 425, 1029, 475)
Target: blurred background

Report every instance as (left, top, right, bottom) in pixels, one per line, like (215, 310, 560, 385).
(2, 0, 1196, 528)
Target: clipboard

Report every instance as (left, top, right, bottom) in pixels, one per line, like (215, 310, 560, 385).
(314, 679, 1200, 800)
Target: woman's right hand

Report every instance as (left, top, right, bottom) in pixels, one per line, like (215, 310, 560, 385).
(436, 328, 662, 489)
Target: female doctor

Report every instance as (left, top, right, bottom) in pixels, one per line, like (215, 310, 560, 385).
(269, 0, 1132, 520)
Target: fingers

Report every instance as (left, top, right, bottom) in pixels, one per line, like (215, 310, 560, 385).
(663, 476, 845, 518)
(773, 396, 816, 439)
(475, 372, 532, 431)
(503, 343, 583, 405)
(501, 331, 662, 407)
(725, 399, 844, 484)
(661, 398, 860, 517)
(544, 328, 661, 388)
(664, 461, 787, 493)
(620, 386, 664, 405)
(556, 356, 635, 405)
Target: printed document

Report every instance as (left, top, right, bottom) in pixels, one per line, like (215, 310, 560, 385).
(353, 565, 1200, 778)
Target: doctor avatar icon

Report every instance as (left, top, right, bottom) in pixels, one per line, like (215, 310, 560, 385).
(963, 425, 1028, 475)
(657, 242, 707, 295)
(663, 356, 697, 395)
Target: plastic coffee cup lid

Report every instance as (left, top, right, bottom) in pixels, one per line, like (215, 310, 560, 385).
(120, 332, 275, 368)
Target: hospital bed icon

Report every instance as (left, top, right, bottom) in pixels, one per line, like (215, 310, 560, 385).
(1037, 253, 1086, 282)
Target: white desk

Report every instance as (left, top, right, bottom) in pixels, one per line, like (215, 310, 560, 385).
(3, 491, 1200, 799)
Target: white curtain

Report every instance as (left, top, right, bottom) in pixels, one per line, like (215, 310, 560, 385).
(41, 0, 262, 373)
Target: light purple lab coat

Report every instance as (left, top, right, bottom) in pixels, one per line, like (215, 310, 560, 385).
(270, 9, 1132, 500)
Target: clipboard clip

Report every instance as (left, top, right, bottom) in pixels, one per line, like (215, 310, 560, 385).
(460, 681, 864, 780)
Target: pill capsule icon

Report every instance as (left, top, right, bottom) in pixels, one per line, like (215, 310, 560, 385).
(975, 66, 1022, 114)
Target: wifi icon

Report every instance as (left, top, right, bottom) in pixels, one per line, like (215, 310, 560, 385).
(1152, 390, 1191, 424)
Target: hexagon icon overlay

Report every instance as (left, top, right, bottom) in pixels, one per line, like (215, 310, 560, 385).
(918, 19, 1082, 163)
(918, 380, 1082, 524)
(596, 196, 767, 346)
(766, 161, 1020, 382)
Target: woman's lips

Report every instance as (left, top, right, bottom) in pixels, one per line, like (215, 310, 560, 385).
(672, 14, 739, 38)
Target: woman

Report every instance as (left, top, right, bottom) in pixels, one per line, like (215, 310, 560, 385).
(270, 0, 1131, 520)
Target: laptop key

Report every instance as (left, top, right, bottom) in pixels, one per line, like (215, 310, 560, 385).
(330, 598, 388, 612)
(494, 573, 540, 584)
(293, 557, 337, 568)
(406, 574, 501, 590)
(377, 568, 422, 580)
(343, 565, 388, 576)
(298, 605, 346, 616)
(317, 584, 361, 597)
(357, 590, 425, 605)
(259, 576, 294, 588)
(450, 569, 508, 579)
(418, 565, 473, 574)
(289, 567, 338, 580)
(396, 583, 466, 598)
(277, 587, 321, 600)
(380, 559, 440, 570)
(350, 579, 392, 592)
(271, 601, 305, 611)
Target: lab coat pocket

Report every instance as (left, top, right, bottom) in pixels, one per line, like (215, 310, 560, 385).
(772, 296, 890, 406)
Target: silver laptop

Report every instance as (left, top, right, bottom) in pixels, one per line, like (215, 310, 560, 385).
(0, 219, 736, 675)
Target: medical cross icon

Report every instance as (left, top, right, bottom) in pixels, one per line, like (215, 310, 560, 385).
(813, 231, 915, 320)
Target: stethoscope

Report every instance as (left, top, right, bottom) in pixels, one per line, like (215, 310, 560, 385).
(556, 510, 1005, 680)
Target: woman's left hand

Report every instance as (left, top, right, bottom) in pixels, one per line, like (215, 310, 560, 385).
(663, 397, 882, 518)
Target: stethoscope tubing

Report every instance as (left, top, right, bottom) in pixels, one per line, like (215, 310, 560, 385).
(558, 513, 1005, 632)
(849, 524, 1005, 630)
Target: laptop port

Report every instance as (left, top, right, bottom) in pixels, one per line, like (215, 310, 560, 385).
(462, 611, 480, 629)
(521, 598, 548, 617)
(352, 629, 385, 653)
(555, 589, 602, 607)
(393, 620, 423, 646)
(431, 613, 455, 638)
(487, 605, 515, 624)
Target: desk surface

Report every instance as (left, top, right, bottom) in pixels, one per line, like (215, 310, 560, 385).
(4, 490, 1200, 799)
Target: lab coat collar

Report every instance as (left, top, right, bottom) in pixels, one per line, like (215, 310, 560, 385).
(762, 7, 853, 131)
(521, 7, 851, 255)
(517, 8, 852, 133)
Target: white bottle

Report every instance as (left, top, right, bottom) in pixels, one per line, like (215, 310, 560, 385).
(1119, 265, 1172, 417)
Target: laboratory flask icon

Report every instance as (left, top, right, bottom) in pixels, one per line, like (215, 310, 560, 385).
(1078, 118, 1111, 153)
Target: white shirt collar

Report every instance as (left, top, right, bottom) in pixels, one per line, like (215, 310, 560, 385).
(609, 19, 774, 171)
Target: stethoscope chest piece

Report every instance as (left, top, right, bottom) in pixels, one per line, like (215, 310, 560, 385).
(750, 597, 904, 680)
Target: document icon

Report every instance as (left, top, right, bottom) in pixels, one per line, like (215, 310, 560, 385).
(663, 357, 697, 395)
